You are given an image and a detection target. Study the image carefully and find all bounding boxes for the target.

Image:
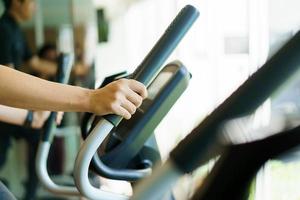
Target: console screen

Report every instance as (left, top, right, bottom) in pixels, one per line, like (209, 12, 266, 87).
(138, 71, 173, 113)
(147, 71, 173, 100)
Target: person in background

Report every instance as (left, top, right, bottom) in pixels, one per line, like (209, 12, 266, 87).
(0, 0, 57, 74)
(0, 0, 55, 198)
(37, 43, 57, 63)
(36, 43, 58, 80)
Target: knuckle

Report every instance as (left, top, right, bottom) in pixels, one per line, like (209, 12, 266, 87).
(116, 78, 127, 87)
(110, 84, 120, 92)
(115, 83, 126, 93)
(113, 91, 123, 101)
(119, 78, 127, 83)
(118, 78, 125, 83)
(106, 101, 117, 112)
(111, 102, 120, 111)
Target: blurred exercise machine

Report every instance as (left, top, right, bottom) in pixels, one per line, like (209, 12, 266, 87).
(130, 31, 300, 200)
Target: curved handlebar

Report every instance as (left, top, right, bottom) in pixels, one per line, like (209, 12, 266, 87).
(74, 118, 129, 200)
(74, 5, 199, 199)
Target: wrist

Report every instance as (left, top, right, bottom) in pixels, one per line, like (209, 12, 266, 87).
(74, 87, 93, 113)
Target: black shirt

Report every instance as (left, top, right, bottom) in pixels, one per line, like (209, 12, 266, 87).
(0, 12, 32, 70)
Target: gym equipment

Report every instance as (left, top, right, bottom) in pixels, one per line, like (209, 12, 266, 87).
(81, 61, 191, 181)
(191, 123, 300, 200)
(74, 5, 199, 200)
(131, 30, 300, 200)
(35, 53, 79, 196)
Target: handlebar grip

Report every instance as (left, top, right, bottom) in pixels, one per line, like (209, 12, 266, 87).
(103, 114, 123, 127)
(131, 5, 199, 86)
(103, 5, 199, 127)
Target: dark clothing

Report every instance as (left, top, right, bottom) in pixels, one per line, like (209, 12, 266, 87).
(0, 12, 32, 68)
(0, 122, 41, 200)
(0, 12, 37, 200)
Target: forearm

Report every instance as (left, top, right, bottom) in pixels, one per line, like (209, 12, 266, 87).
(0, 105, 27, 126)
(0, 66, 92, 112)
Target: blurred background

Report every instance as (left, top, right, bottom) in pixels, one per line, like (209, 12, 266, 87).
(0, 0, 300, 199)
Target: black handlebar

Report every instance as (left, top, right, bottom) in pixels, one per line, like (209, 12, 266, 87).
(103, 5, 199, 126)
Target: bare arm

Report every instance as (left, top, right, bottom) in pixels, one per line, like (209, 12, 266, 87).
(0, 66, 90, 112)
(0, 66, 147, 119)
(0, 105, 50, 129)
(0, 105, 28, 125)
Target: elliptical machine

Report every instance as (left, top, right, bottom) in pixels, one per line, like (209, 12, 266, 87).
(74, 5, 199, 200)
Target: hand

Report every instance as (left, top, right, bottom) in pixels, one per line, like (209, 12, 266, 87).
(31, 111, 51, 129)
(89, 79, 148, 119)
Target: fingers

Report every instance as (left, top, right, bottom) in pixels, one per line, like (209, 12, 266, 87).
(121, 98, 137, 115)
(90, 78, 148, 119)
(126, 89, 144, 108)
(113, 103, 131, 120)
(120, 79, 147, 117)
(111, 94, 137, 120)
(127, 79, 148, 99)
